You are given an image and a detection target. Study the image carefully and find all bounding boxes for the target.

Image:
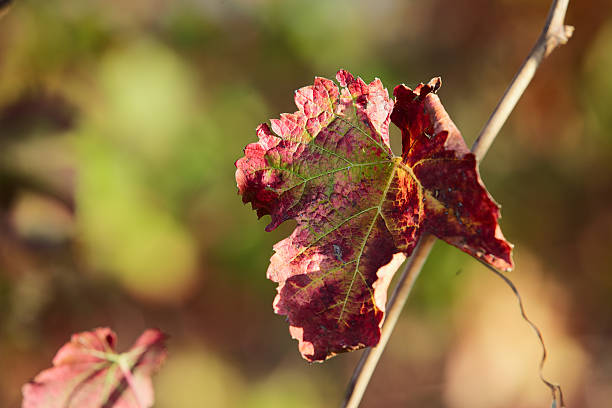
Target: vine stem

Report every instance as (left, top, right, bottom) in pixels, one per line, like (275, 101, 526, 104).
(341, 1, 573, 407)
(471, 0, 574, 162)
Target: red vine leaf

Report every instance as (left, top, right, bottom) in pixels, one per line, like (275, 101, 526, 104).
(22, 328, 167, 408)
(235, 70, 512, 362)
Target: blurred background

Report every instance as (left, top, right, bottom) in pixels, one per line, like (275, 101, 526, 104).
(0, 0, 610, 407)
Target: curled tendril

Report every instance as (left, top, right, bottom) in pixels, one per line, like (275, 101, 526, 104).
(477, 259, 565, 408)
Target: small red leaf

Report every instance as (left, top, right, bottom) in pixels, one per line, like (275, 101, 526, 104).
(22, 328, 167, 408)
(236, 70, 513, 361)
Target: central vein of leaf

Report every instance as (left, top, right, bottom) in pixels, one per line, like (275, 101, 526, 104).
(337, 158, 400, 324)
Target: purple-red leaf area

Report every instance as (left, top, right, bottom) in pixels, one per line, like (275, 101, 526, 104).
(22, 327, 167, 408)
(236, 70, 399, 362)
(235, 70, 513, 362)
(391, 79, 513, 271)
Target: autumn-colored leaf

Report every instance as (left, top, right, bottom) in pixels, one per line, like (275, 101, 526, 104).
(235, 70, 512, 362)
(22, 328, 167, 408)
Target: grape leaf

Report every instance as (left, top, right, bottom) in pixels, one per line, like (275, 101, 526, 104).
(235, 70, 512, 362)
(22, 328, 167, 408)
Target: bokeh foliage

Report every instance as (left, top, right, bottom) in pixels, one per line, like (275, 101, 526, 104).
(0, 0, 610, 407)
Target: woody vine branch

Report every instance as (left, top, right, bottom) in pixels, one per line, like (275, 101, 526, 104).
(342, 1, 573, 407)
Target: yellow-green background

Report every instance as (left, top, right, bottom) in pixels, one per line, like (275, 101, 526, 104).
(0, 0, 610, 407)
